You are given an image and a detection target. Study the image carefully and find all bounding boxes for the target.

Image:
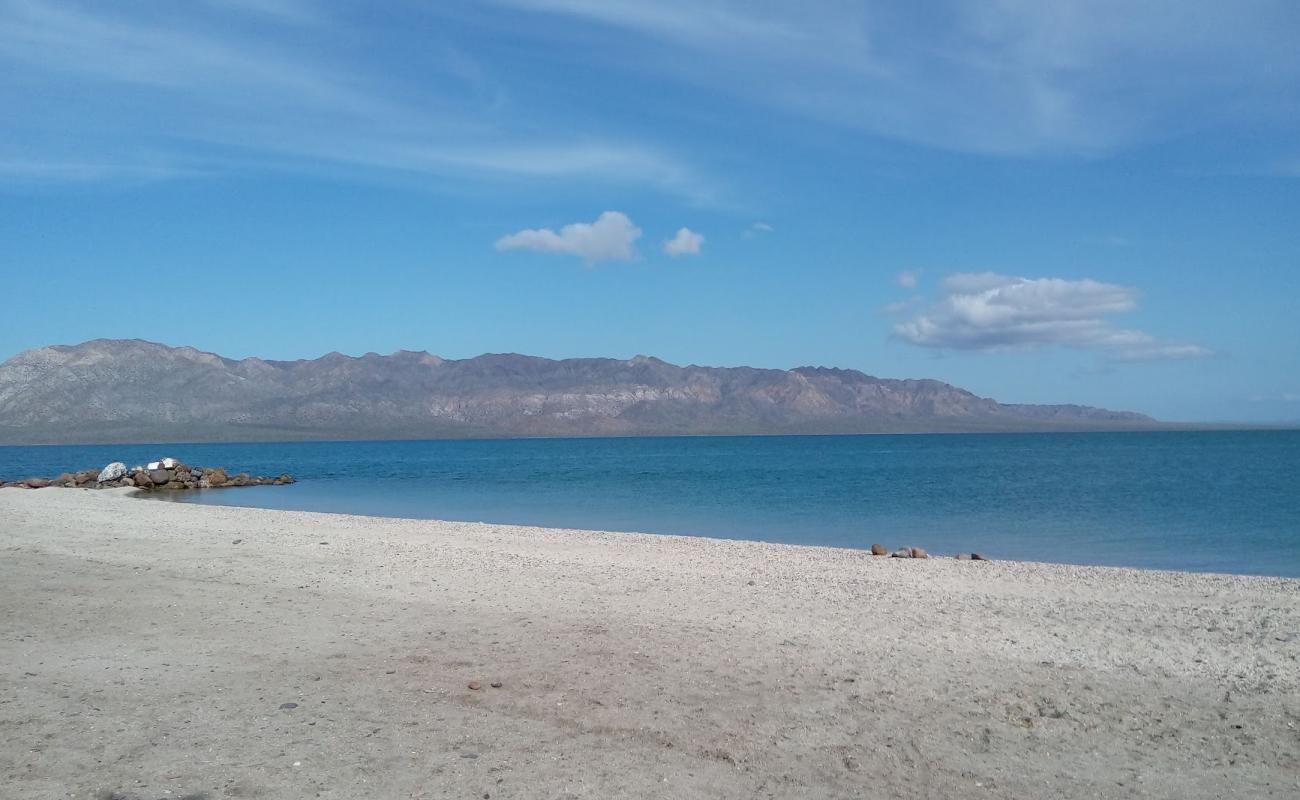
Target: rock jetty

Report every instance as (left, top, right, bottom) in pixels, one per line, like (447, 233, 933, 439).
(0, 459, 294, 492)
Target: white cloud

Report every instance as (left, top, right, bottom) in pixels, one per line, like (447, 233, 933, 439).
(894, 273, 1211, 361)
(663, 227, 704, 257)
(495, 211, 642, 263)
(895, 270, 919, 289)
(742, 221, 773, 239)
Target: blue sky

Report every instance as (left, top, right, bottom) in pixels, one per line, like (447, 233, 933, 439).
(2, 1, 1298, 422)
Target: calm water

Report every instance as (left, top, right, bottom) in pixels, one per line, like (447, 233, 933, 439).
(2, 432, 1299, 577)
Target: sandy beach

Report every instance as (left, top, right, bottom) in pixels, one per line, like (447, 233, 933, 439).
(1, 488, 1297, 799)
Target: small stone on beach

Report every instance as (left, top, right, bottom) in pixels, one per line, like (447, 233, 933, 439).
(870, 543, 887, 556)
(891, 548, 911, 558)
(910, 547, 928, 559)
(468, 681, 482, 690)
(279, 702, 298, 710)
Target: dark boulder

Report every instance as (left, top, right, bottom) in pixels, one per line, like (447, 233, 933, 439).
(148, 469, 171, 486)
(133, 472, 153, 487)
(23, 477, 52, 489)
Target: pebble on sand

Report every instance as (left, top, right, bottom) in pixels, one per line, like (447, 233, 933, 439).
(870, 543, 888, 556)
(467, 681, 482, 690)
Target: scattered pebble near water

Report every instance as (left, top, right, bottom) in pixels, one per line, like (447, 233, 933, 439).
(279, 702, 298, 710)
(467, 681, 482, 691)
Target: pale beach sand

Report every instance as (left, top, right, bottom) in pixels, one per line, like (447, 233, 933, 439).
(2, 488, 1298, 799)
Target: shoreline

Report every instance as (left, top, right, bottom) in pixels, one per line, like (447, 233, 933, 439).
(129, 489, 1289, 582)
(3, 488, 1298, 798)
(135, 488, 1298, 581)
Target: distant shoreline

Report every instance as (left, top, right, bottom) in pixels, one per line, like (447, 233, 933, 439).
(0, 422, 1292, 448)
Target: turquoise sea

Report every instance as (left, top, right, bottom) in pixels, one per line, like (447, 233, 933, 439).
(2, 431, 1298, 577)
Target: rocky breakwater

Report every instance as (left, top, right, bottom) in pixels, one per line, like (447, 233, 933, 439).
(0, 457, 294, 492)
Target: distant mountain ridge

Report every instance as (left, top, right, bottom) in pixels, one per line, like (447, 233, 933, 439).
(0, 339, 1157, 444)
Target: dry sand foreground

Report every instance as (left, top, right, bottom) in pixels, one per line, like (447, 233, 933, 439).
(1, 489, 1298, 800)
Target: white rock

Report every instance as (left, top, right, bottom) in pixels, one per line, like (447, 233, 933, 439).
(146, 461, 162, 470)
(97, 462, 127, 483)
(161, 457, 179, 469)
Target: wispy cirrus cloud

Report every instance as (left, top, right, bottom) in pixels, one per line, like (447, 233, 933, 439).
(495, 0, 1300, 158)
(894, 273, 1212, 361)
(496, 211, 643, 264)
(0, 159, 207, 184)
(0, 1, 711, 199)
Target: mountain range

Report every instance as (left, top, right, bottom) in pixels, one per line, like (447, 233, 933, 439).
(0, 339, 1160, 444)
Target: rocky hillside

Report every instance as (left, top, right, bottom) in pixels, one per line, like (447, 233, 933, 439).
(0, 339, 1155, 443)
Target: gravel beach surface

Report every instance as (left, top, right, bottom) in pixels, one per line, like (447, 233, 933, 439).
(2, 488, 1298, 799)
